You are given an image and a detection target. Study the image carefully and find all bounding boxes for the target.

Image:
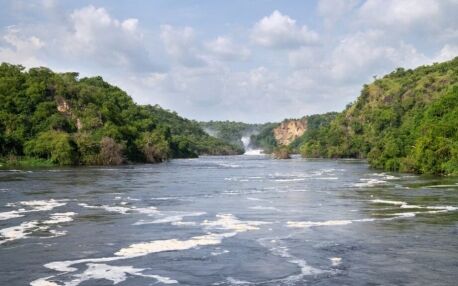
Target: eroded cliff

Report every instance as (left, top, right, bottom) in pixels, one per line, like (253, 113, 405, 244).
(273, 118, 307, 146)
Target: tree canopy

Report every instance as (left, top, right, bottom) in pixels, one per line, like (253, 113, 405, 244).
(0, 63, 242, 166)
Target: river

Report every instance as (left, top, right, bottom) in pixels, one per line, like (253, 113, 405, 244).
(0, 155, 457, 285)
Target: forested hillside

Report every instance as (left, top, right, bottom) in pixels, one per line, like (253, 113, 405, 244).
(299, 57, 458, 175)
(0, 63, 241, 166)
(199, 121, 268, 150)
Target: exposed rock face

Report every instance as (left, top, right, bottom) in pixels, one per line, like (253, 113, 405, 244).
(56, 97, 71, 113)
(273, 118, 307, 145)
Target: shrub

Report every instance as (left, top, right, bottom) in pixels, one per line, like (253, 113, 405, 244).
(99, 137, 124, 165)
(24, 131, 76, 165)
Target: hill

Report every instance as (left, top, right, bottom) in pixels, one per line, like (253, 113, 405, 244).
(0, 63, 241, 166)
(199, 121, 269, 150)
(299, 57, 458, 175)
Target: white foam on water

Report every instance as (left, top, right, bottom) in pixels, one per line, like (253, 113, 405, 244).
(371, 199, 457, 216)
(315, 177, 339, 180)
(0, 211, 76, 244)
(64, 263, 178, 286)
(45, 257, 122, 272)
(30, 276, 60, 286)
(48, 229, 67, 238)
(226, 277, 252, 284)
(0, 221, 38, 244)
(1, 199, 68, 221)
(392, 212, 416, 218)
(257, 238, 324, 284)
(354, 179, 387, 187)
(274, 178, 306, 182)
(249, 206, 279, 211)
(115, 232, 236, 258)
(287, 200, 457, 230)
(244, 149, 263, 155)
(201, 214, 270, 232)
(246, 197, 263, 201)
(400, 204, 423, 209)
(172, 221, 196, 226)
(371, 199, 406, 206)
(427, 205, 457, 211)
(287, 220, 353, 228)
(213, 162, 241, 168)
(78, 203, 131, 214)
(130, 206, 159, 215)
(133, 211, 206, 226)
(330, 257, 342, 266)
(373, 173, 399, 180)
(43, 212, 76, 224)
(211, 249, 230, 256)
(78, 203, 158, 215)
(15, 200, 67, 212)
(0, 210, 24, 220)
(426, 184, 458, 188)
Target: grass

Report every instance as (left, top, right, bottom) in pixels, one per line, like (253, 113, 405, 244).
(0, 156, 55, 168)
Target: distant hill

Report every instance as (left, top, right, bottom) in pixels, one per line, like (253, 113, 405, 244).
(0, 63, 241, 166)
(299, 57, 458, 175)
(199, 121, 270, 150)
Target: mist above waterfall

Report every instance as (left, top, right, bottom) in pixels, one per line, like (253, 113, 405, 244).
(241, 135, 263, 155)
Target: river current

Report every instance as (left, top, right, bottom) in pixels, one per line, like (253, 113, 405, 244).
(0, 155, 457, 285)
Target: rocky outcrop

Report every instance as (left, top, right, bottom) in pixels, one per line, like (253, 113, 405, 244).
(273, 118, 307, 145)
(56, 97, 71, 113)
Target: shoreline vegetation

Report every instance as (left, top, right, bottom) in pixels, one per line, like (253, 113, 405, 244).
(200, 58, 458, 176)
(1, 58, 457, 176)
(0, 62, 243, 168)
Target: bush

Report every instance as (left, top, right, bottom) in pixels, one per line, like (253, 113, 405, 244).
(24, 131, 76, 165)
(272, 146, 291, 159)
(99, 137, 124, 165)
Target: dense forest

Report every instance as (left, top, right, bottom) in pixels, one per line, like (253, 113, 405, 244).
(1, 58, 457, 175)
(199, 121, 263, 149)
(298, 57, 458, 175)
(199, 121, 273, 150)
(0, 63, 241, 166)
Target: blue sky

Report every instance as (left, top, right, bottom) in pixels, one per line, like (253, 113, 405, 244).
(1, 0, 457, 122)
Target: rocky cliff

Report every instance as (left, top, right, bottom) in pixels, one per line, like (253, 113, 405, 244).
(273, 118, 307, 145)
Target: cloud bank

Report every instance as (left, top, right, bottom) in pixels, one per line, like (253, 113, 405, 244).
(0, 0, 457, 122)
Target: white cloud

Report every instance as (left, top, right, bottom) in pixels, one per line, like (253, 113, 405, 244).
(318, 0, 359, 27)
(328, 31, 429, 82)
(205, 36, 250, 61)
(288, 47, 323, 69)
(63, 6, 156, 71)
(1, 2, 457, 123)
(251, 10, 319, 49)
(160, 25, 205, 67)
(434, 44, 458, 62)
(0, 26, 45, 67)
(358, 0, 440, 28)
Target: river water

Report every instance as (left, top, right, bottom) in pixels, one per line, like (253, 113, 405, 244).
(0, 155, 457, 286)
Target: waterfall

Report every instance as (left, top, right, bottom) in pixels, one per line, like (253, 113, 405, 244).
(241, 136, 263, 155)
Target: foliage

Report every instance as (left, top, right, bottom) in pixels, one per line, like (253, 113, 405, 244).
(24, 131, 76, 165)
(289, 113, 338, 151)
(298, 57, 458, 175)
(0, 63, 240, 166)
(250, 123, 279, 153)
(272, 146, 291, 159)
(199, 121, 266, 150)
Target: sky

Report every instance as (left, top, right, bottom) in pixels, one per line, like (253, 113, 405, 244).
(0, 0, 457, 123)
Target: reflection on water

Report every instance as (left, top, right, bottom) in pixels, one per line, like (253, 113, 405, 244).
(0, 156, 457, 285)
